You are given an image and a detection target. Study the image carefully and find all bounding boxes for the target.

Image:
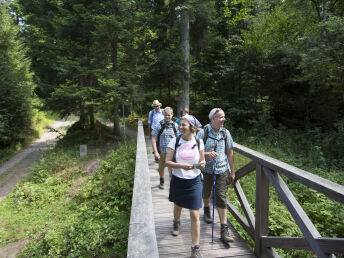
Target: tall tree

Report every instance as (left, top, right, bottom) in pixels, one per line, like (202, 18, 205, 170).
(178, 3, 190, 113)
(0, 2, 34, 146)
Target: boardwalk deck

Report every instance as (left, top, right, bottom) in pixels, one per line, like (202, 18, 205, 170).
(146, 138, 255, 258)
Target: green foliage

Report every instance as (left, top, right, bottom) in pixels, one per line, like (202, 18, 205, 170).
(227, 125, 344, 257)
(0, 1, 34, 146)
(0, 136, 136, 257)
(0, 103, 57, 166)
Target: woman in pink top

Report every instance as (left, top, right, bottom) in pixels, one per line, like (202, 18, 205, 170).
(165, 116, 205, 258)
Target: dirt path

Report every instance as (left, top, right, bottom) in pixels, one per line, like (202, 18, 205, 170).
(0, 117, 77, 201)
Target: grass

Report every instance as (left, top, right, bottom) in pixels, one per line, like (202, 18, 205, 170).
(226, 126, 344, 257)
(0, 125, 136, 257)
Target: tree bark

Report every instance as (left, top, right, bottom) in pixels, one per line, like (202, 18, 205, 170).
(111, 32, 121, 136)
(88, 105, 94, 130)
(178, 6, 190, 115)
(113, 98, 121, 136)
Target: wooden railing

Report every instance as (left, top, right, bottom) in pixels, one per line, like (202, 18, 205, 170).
(127, 119, 159, 258)
(229, 142, 344, 258)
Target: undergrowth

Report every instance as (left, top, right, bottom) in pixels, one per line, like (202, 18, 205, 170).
(226, 124, 344, 257)
(0, 138, 136, 257)
(0, 108, 58, 166)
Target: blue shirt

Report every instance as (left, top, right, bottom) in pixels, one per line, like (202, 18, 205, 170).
(152, 121, 178, 154)
(196, 124, 233, 174)
(148, 109, 164, 130)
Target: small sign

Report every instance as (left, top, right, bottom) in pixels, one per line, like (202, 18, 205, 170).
(80, 144, 87, 157)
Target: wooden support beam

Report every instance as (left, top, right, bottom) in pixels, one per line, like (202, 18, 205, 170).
(235, 160, 256, 180)
(233, 180, 255, 232)
(254, 164, 270, 257)
(226, 200, 254, 239)
(263, 167, 332, 258)
(261, 236, 344, 254)
(233, 143, 344, 204)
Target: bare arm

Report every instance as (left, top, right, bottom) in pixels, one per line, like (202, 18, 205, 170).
(151, 135, 160, 160)
(165, 148, 193, 170)
(227, 149, 235, 184)
(148, 123, 151, 137)
(195, 150, 206, 170)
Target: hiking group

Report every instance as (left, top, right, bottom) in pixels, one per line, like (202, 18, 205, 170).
(148, 100, 235, 258)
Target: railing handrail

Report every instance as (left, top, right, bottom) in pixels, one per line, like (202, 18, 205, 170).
(127, 119, 159, 258)
(234, 142, 344, 204)
(229, 142, 344, 258)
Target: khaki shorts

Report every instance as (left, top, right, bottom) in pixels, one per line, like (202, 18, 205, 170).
(158, 153, 167, 170)
(202, 170, 229, 209)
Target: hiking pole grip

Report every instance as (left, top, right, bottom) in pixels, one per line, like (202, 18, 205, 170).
(211, 159, 216, 244)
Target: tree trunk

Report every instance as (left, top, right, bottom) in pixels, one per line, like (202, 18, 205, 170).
(178, 6, 190, 115)
(113, 98, 121, 136)
(88, 105, 94, 130)
(111, 29, 121, 136)
(79, 100, 87, 127)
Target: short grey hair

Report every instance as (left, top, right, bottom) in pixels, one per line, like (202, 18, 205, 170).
(209, 108, 223, 120)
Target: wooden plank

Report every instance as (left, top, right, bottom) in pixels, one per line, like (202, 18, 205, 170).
(235, 161, 256, 180)
(233, 142, 344, 204)
(254, 164, 270, 257)
(146, 138, 255, 258)
(263, 167, 331, 258)
(127, 119, 159, 258)
(226, 200, 254, 238)
(261, 236, 344, 254)
(233, 180, 255, 232)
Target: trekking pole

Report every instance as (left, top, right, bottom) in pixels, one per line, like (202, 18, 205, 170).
(211, 159, 216, 244)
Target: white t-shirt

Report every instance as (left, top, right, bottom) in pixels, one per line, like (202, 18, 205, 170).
(168, 136, 204, 179)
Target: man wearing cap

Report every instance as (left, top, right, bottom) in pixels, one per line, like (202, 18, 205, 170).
(196, 108, 235, 244)
(148, 100, 164, 137)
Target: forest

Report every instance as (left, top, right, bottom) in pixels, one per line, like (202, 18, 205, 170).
(0, 0, 343, 257)
(1, 0, 343, 165)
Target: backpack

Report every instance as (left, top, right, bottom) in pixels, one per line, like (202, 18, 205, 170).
(173, 135, 200, 162)
(149, 108, 164, 125)
(157, 120, 177, 153)
(202, 124, 228, 153)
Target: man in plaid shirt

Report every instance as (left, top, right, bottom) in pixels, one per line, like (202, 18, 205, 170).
(152, 107, 178, 189)
(196, 108, 235, 243)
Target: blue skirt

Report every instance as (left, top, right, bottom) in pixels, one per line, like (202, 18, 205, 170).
(169, 174, 202, 210)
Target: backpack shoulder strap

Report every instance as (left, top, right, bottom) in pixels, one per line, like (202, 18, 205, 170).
(173, 135, 181, 162)
(156, 120, 166, 153)
(221, 128, 228, 152)
(172, 122, 177, 137)
(149, 109, 154, 123)
(203, 125, 209, 145)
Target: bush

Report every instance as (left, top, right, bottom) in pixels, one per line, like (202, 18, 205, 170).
(18, 142, 136, 257)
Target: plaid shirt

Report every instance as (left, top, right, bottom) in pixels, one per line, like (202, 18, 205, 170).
(196, 124, 233, 174)
(148, 109, 164, 129)
(152, 121, 178, 154)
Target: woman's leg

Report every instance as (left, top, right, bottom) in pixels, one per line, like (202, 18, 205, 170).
(189, 209, 200, 245)
(174, 204, 182, 219)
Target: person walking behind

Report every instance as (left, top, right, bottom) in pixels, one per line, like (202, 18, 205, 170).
(181, 107, 202, 129)
(165, 116, 205, 258)
(196, 108, 235, 244)
(151, 107, 178, 189)
(148, 100, 164, 137)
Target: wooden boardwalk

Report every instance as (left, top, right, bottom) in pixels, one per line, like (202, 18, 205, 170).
(146, 139, 255, 258)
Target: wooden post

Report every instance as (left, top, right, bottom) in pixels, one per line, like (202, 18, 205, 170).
(254, 164, 270, 257)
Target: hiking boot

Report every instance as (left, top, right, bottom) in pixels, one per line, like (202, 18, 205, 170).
(159, 178, 164, 189)
(171, 219, 180, 236)
(203, 206, 212, 224)
(191, 245, 202, 258)
(221, 224, 234, 242)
